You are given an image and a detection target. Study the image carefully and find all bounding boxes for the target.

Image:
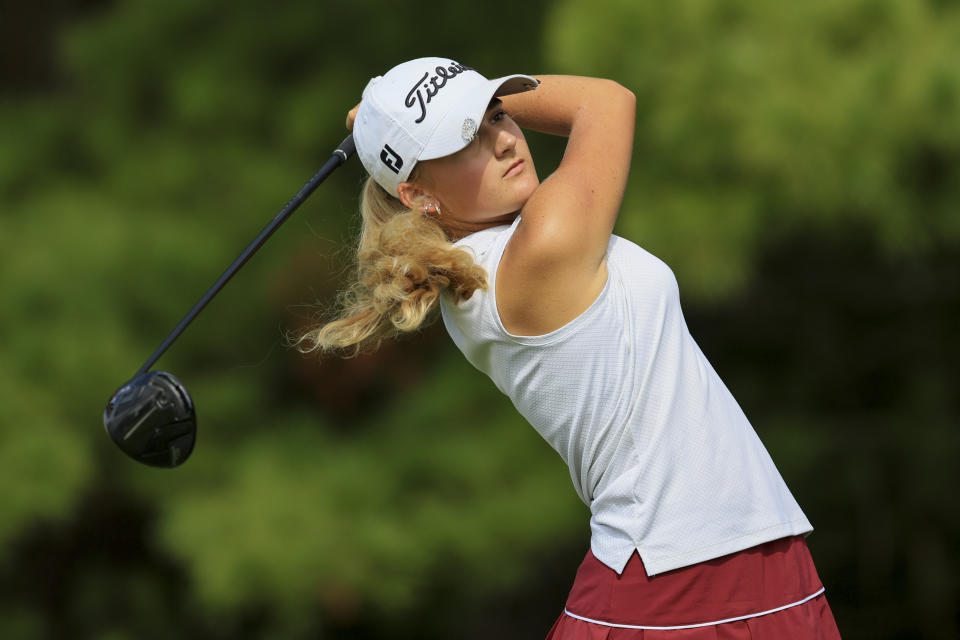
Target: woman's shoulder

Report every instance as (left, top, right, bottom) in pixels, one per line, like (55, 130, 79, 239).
(605, 234, 681, 301)
(606, 234, 674, 270)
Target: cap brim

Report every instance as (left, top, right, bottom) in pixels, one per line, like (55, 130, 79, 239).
(418, 73, 539, 162)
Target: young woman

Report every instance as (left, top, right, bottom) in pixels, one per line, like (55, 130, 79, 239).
(299, 57, 842, 639)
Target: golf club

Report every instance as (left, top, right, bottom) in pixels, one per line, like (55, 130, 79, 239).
(103, 135, 355, 468)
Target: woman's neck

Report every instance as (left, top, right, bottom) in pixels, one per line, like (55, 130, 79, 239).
(443, 211, 520, 241)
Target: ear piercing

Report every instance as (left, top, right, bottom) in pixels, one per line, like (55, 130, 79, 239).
(422, 202, 442, 217)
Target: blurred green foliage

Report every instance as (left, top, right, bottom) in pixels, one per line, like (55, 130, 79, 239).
(1, 0, 958, 638)
(549, 0, 960, 299)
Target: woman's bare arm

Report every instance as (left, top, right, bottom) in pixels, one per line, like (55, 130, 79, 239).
(497, 75, 636, 335)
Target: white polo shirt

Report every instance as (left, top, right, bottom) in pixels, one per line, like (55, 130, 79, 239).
(439, 218, 812, 575)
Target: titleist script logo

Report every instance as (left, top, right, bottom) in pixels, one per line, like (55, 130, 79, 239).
(380, 144, 403, 174)
(405, 62, 474, 124)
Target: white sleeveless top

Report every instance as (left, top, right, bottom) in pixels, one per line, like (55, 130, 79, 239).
(439, 218, 812, 576)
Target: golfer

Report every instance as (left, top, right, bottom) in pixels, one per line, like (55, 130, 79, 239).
(300, 57, 842, 638)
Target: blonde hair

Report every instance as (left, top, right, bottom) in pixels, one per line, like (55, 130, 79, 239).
(296, 174, 487, 356)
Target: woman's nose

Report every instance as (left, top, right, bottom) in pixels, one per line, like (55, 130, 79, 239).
(494, 129, 517, 157)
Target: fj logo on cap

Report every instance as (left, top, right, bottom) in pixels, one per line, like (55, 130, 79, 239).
(379, 144, 403, 174)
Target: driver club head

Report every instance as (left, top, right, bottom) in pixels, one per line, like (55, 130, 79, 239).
(103, 371, 196, 468)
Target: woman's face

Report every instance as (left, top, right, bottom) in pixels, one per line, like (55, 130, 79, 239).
(412, 100, 540, 233)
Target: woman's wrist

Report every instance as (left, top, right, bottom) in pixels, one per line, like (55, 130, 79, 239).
(500, 75, 634, 137)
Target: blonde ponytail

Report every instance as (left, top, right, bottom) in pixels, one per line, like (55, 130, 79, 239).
(296, 176, 487, 356)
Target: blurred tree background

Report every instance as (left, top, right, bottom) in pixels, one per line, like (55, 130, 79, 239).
(1, 0, 957, 637)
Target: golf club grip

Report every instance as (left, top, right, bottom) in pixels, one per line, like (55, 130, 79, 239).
(336, 134, 355, 162)
(135, 136, 356, 377)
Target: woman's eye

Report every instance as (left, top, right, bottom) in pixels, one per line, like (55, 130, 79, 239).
(490, 109, 508, 124)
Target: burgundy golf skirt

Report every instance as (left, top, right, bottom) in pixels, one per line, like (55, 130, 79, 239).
(545, 535, 842, 639)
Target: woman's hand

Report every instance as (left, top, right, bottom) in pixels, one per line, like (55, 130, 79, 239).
(346, 103, 360, 131)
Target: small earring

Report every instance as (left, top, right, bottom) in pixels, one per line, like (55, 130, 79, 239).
(433, 203, 442, 217)
(423, 202, 441, 217)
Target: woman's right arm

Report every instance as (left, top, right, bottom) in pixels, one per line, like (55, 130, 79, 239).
(497, 75, 636, 336)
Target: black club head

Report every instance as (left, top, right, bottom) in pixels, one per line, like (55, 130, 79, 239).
(103, 371, 196, 468)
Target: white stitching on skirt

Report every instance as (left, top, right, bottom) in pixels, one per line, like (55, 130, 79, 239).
(563, 587, 825, 630)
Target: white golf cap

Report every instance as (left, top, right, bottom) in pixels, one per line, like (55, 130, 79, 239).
(353, 57, 539, 196)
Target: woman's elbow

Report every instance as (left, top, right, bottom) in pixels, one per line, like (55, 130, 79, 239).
(601, 79, 636, 120)
(601, 79, 636, 105)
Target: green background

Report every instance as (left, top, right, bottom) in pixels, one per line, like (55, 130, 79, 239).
(1, 0, 958, 637)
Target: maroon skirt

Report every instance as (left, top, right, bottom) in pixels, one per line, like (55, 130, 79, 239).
(545, 536, 842, 639)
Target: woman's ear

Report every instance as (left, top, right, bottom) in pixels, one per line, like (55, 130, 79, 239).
(397, 181, 431, 211)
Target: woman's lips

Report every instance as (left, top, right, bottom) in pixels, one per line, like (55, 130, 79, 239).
(503, 159, 524, 178)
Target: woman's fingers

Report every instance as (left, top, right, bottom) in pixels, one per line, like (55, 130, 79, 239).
(346, 103, 361, 131)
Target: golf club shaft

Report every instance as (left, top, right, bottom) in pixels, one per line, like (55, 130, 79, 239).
(136, 134, 355, 377)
